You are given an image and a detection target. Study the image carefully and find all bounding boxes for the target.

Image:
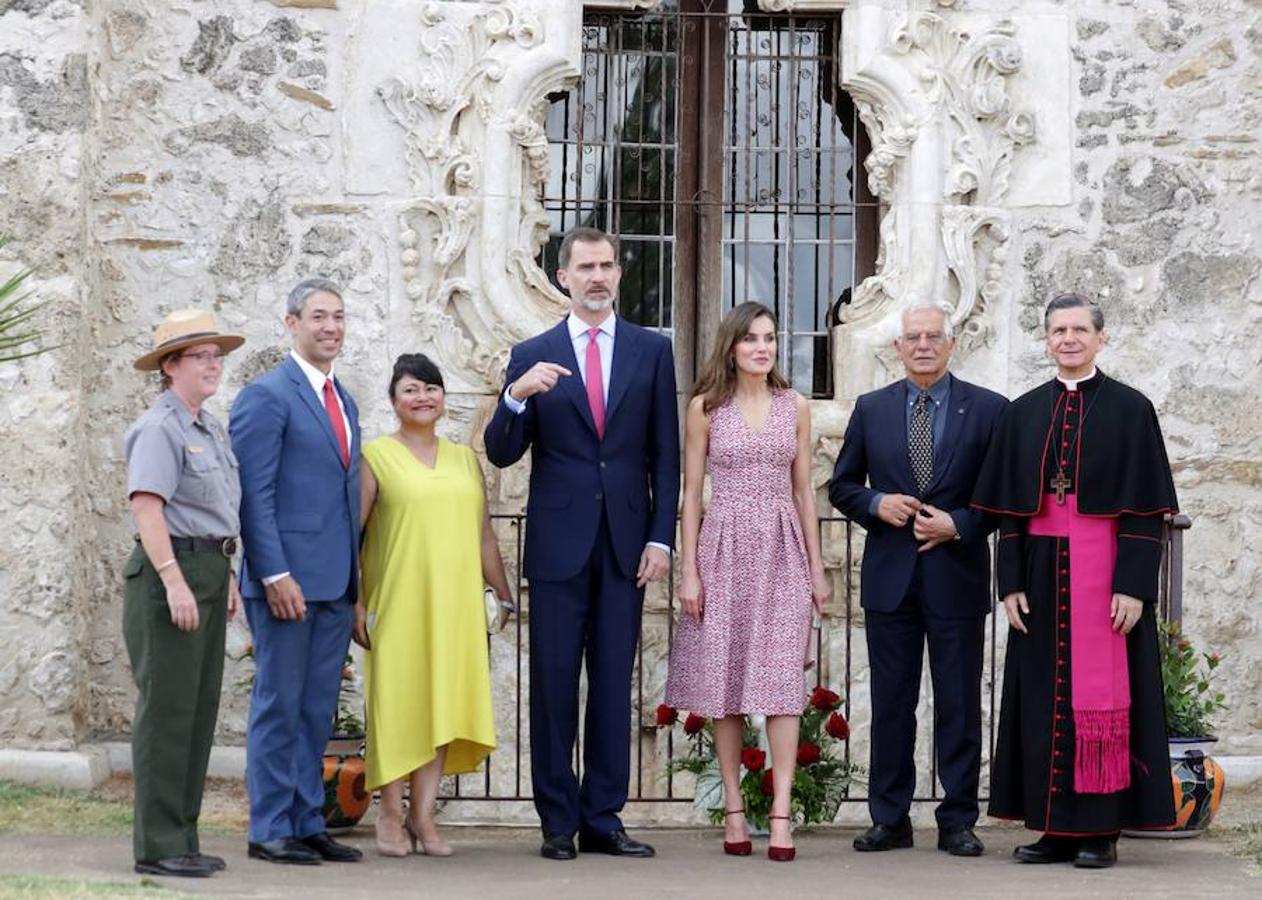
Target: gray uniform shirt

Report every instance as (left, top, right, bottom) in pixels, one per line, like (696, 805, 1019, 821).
(124, 390, 241, 539)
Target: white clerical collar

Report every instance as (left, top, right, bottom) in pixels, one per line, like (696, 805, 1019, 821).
(1056, 367, 1098, 392)
(567, 311, 616, 341)
(290, 349, 337, 392)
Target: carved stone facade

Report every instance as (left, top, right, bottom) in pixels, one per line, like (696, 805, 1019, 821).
(1, 0, 1259, 804)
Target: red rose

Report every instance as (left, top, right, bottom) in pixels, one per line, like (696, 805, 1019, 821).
(825, 711, 850, 741)
(655, 704, 677, 727)
(796, 742, 821, 766)
(683, 712, 706, 735)
(810, 686, 841, 711)
(741, 747, 766, 772)
(760, 769, 775, 797)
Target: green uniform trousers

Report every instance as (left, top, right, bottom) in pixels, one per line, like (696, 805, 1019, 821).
(122, 543, 229, 861)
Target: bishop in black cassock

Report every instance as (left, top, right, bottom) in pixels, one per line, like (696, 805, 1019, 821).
(971, 295, 1177, 869)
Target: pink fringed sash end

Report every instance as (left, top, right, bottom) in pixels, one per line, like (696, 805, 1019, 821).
(1074, 708, 1131, 794)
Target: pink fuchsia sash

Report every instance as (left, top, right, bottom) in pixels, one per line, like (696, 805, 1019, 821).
(1029, 494, 1130, 794)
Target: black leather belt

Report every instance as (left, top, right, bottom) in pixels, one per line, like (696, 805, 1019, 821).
(169, 536, 238, 557)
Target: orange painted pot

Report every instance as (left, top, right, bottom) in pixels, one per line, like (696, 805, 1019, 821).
(322, 736, 370, 831)
(1125, 737, 1225, 839)
(1164, 737, 1225, 836)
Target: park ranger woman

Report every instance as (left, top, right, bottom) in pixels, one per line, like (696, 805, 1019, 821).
(122, 310, 245, 878)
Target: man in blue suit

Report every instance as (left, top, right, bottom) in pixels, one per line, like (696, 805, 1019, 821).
(230, 278, 363, 865)
(829, 303, 1007, 858)
(484, 228, 680, 861)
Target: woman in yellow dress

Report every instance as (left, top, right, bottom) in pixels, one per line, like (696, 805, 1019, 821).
(354, 353, 514, 857)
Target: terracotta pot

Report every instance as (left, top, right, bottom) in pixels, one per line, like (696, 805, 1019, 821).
(322, 736, 370, 831)
(1124, 736, 1225, 839)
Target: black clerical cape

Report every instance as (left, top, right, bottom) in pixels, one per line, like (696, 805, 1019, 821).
(971, 371, 1177, 834)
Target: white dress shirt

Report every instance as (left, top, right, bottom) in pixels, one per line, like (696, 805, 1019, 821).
(504, 311, 615, 413)
(263, 351, 354, 586)
(290, 350, 352, 444)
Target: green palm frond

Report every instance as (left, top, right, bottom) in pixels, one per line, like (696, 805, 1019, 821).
(0, 236, 56, 363)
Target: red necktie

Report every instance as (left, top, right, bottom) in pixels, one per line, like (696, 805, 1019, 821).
(585, 327, 606, 440)
(323, 378, 350, 467)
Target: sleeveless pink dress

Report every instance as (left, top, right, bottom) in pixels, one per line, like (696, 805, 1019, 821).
(665, 389, 813, 716)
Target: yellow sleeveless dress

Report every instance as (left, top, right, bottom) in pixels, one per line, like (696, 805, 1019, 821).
(360, 436, 496, 789)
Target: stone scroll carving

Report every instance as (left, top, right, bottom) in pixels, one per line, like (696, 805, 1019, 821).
(378, 0, 578, 393)
(839, 9, 1035, 353)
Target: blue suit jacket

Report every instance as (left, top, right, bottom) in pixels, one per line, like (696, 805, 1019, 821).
(828, 374, 1007, 617)
(483, 318, 680, 582)
(229, 356, 361, 602)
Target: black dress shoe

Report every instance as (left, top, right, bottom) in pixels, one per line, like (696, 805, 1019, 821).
(134, 854, 214, 878)
(1073, 837, 1118, 869)
(248, 838, 322, 865)
(1013, 834, 1077, 864)
(937, 826, 984, 857)
(853, 820, 914, 852)
(578, 828, 656, 857)
(541, 834, 577, 860)
(193, 852, 226, 871)
(299, 831, 364, 862)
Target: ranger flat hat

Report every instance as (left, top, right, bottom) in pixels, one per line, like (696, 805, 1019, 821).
(133, 308, 245, 371)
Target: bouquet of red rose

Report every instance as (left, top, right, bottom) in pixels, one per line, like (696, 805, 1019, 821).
(657, 686, 861, 830)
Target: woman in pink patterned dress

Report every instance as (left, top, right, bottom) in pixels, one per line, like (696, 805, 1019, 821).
(665, 302, 830, 862)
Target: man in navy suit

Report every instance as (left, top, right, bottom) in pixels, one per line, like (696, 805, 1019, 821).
(230, 278, 363, 865)
(829, 303, 1007, 857)
(484, 228, 680, 861)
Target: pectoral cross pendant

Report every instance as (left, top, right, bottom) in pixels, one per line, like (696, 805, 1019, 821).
(1051, 469, 1070, 505)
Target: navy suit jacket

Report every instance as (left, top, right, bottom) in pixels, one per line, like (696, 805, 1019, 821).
(484, 318, 680, 582)
(828, 374, 1007, 617)
(229, 356, 361, 602)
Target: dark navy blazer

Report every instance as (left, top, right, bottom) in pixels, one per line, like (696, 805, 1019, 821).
(230, 356, 361, 602)
(829, 374, 1007, 617)
(484, 318, 680, 583)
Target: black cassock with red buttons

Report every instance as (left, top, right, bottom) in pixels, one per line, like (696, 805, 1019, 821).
(970, 370, 1178, 835)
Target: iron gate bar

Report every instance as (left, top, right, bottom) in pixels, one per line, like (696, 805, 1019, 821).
(441, 514, 1188, 808)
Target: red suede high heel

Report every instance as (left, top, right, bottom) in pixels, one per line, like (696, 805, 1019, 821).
(723, 809, 752, 856)
(767, 815, 795, 862)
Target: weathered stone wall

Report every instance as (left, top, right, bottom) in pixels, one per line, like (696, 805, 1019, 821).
(1007, 0, 1262, 753)
(0, 0, 93, 750)
(0, 0, 1258, 789)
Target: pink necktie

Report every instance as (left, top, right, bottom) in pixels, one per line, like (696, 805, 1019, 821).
(585, 327, 606, 439)
(323, 378, 350, 468)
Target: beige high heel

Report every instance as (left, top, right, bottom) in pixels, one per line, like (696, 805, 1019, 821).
(405, 817, 452, 857)
(375, 812, 410, 858)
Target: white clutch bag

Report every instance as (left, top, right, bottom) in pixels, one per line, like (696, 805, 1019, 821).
(484, 588, 516, 634)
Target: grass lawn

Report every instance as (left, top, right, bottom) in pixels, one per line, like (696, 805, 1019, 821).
(0, 874, 180, 899)
(1230, 822, 1262, 869)
(0, 778, 247, 837)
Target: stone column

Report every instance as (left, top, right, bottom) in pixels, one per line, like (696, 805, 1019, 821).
(0, 0, 96, 760)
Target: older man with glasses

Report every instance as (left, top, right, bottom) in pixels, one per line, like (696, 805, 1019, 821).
(829, 302, 1008, 858)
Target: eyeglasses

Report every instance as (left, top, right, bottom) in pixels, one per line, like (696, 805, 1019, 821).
(181, 350, 226, 364)
(900, 331, 947, 345)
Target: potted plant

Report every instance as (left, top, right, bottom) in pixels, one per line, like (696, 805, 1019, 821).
(322, 654, 371, 830)
(1136, 621, 1228, 837)
(657, 685, 861, 830)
